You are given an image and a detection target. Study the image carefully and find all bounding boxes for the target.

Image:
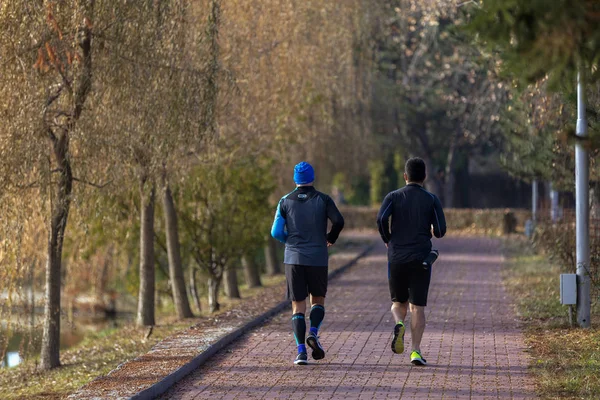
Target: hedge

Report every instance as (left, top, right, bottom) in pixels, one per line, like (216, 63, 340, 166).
(338, 206, 531, 235)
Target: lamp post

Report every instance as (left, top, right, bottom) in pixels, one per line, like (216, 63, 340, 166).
(575, 71, 591, 328)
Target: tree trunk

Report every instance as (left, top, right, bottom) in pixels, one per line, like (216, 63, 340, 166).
(40, 140, 73, 371)
(96, 247, 111, 300)
(163, 184, 194, 319)
(393, 152, 405, 188)
(29, 259, 36, 331)
(189, 267, 202, 313)
(39, 1, 93, 369)
(242, 255, 262, 288)
(422, 155, 443, 199)
(224, 265, 241, 299)
(264, 236, 281, 275)
(443, 166, 457, 209)
(461, 157, 471, 207)
(137, 181, 156, 327)
(443, 131, 460, 208)
(590, 182, 600, 220)
(369, 159, 388, 206)
(207, 276, 221, 313)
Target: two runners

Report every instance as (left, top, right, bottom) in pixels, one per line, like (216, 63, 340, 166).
(377, 157, 446, 365)
(272, 158, 445, 366)
(271, 162, 345, 365)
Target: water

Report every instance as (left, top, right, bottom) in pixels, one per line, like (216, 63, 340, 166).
(1, 314, 131, 369)
(2, 351, 21, 368)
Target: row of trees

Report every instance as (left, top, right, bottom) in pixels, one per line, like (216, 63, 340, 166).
(6, 0, 593, 374)
(0, 0, 377, 370)
(365, 0, 515, 207)
(467, 0, 600, 190)
(467, 0, 600, 308)
(366, 0, 600, 209)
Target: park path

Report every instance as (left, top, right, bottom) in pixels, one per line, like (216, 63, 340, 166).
(161, 236, 537, 400)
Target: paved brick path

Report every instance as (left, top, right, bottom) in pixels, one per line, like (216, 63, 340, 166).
(162, 236, 537, 399)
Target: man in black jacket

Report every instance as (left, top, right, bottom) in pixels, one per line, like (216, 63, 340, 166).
(377, 157, 446, 366)
(271, 162, 345, 365)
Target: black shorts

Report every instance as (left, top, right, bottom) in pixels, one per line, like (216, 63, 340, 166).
(388, 260, 431, 306)
(285, 264, 328, 301)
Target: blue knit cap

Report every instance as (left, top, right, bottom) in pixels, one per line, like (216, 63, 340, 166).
(294, 162, 315, 185)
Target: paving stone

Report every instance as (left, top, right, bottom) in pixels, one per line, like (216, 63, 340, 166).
(161, 236, 537, 399)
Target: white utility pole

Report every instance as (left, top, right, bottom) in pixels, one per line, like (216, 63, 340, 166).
(575, 71, 591, 328)
(532, 179, 538, 223)
(550, 182, 560, 223)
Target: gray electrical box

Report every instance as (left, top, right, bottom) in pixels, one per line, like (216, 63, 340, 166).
(560, 274, 577, 305)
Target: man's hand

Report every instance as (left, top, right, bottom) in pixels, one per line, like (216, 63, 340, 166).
(327, 241, 333, 247)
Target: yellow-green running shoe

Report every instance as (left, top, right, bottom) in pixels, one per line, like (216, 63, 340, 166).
(391, 322, 405, 354)
(410, 350, 427, 366)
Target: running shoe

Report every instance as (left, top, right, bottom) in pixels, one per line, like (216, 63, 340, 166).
(410, 350, 427, 366)
(391, 322, 405, 354)
(294, 352, 308, 365)
(306, 331, 325, 360)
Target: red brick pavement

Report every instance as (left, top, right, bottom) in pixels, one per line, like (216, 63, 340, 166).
(161, 236, 537, 399)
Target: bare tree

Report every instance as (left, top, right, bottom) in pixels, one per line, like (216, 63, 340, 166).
(264, 237, 281, 276)
(242, 255, 262, 288)
(223, 265, 241, 299)
(163, 181, 194, 318)
(0, 0, 97, 370)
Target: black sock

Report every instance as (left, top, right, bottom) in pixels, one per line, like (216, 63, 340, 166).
(309, 305, 325, 335)
(292, 313, 306, 353)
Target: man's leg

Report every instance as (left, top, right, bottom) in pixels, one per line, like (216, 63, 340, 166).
(292, 299, 307, 353)
(293, 300, 307, 315)
(286, 264, 309, 365)
(309, 294, 325, 336)
(391, 301, 408, 324)
(409, 303, 426, 351)
(408, 260, 431, 365)
(291, 300, 307, 364)
(306, 266, 328, 360)
(389, 262, 410, 354)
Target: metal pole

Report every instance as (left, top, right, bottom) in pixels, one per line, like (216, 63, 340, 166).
(575, 71, 591, 328)
(550, 182, 559, 223)
(532, 179, 538, 223)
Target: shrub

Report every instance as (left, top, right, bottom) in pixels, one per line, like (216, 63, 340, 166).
(338, 206, 530, 235)
(533, 220, 599, 304)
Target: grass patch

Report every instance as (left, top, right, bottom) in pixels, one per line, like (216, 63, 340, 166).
(0, 320, 193, 399)
(0, 274, 287, 400)
(504, 237, 600, 400)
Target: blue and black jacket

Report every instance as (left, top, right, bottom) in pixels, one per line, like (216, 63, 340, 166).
(271, 186, 345, 267)
(377, 183, 446, 264)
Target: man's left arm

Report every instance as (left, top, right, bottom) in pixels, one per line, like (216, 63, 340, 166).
(270, 199, 288, 243)
(326, 196, 345, 245)
(377, 193, 393, 244)
(431, 195, 447, 238)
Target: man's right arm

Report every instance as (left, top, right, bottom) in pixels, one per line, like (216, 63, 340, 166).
(431, 195, 447, 238)
(376, 193, 393, 244)
(270, 199, 288, 243)
(326, 196, 345, 245)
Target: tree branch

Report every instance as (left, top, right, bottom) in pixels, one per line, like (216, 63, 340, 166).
(16, 181, 41, 190)
(46, 128, 58, 144)
(72, 177, 111, 188)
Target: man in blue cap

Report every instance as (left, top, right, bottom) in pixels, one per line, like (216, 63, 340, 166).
(271, 161, 345, 365)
